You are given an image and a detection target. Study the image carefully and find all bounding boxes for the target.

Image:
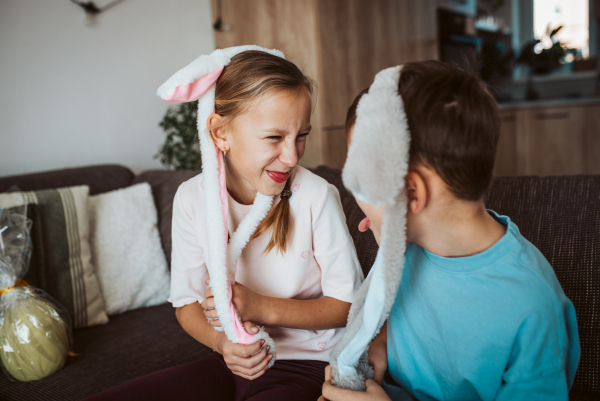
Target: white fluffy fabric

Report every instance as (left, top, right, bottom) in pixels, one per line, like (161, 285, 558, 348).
(331, 66, 411, 390)
(227, 193, 274, 276)
(342, 66, 409, 206)
(89, 183, 170, 316)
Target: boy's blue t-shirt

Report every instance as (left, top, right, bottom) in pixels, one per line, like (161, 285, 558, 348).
(385, 211, 580, 401)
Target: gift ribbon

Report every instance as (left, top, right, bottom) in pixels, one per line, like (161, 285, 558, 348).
(0, 278, 28, 296)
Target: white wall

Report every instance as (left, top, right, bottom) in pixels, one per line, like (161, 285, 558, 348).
(0, 0, 215, 177)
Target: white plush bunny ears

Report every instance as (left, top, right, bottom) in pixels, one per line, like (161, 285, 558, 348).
(330, 66, 411, 390)
(157, 46, 286, 366)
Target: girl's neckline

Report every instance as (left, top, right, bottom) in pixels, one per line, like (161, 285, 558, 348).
(227, 190, 254, 214)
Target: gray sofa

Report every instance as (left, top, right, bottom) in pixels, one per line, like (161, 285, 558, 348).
(0, 164, 597, 401)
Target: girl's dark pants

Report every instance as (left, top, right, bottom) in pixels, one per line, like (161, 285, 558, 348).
(83, 352, 327, 401)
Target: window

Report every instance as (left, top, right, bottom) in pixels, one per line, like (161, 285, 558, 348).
(533, 0, 589, 59)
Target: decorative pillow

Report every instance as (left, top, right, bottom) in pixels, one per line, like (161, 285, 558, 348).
(88, 183, 170, 316)
(8, 204, 46, 289)
(0, 186, 109, 329)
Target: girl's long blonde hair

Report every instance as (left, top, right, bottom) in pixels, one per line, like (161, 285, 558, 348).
(210, 51, 313, 254)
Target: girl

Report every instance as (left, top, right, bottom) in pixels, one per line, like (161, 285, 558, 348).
(85, 49, 363, 401)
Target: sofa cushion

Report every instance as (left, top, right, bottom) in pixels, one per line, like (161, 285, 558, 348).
(0, 165, 134, 196)
(0, 303, 213, 400)
(133, 170, 200, 267)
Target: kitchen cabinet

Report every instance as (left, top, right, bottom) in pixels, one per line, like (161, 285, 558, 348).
(495, 102, 600, 175)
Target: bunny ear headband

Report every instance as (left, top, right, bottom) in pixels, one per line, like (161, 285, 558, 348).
(157, 46, 285, 366)
(330, 66, 410, 390)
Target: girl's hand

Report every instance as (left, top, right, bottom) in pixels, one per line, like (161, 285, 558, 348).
(319, 365, 391, 401)
(214, 330, 273, 380)
(201, 279, 265, 326)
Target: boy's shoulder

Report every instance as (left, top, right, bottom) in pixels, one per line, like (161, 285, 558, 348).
(500, 213, 564, 295)
(408, 211, 568, 313)
(481, 212, 570, 320)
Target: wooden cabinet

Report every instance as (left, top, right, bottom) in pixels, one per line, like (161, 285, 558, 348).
(212, 0, 439, 168)
(494, 110, 524, 176)
(524, 107, 586, 175)
(495, 103, 600, 176)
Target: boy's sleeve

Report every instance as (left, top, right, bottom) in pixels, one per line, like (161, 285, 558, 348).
(312, 183, 364, 303)
(168, 186, 210, 307)
(494, 297, 579, 401)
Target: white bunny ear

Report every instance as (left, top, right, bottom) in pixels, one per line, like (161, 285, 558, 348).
(158, 65, 223, 104)
(156, 46, 285, 104)
(331, 66, 410, 391)
(156, 52, 228, 104)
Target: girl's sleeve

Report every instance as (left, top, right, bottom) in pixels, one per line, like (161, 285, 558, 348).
(168, 186, 210, 307)
(312, 184, 364, 303)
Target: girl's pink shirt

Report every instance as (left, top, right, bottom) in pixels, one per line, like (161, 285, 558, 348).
(169, 166, 364, 361)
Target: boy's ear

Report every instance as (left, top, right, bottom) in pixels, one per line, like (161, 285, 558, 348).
(207, 113, 229, 151)
(406, 170, 427, 214)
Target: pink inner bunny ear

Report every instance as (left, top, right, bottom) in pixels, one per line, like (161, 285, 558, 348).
(161, 66, 224, 104)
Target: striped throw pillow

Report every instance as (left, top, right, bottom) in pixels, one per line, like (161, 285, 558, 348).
(0, 186, 108, 328)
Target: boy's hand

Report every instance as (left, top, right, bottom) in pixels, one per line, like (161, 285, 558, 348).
(214, 331, 273, 380)
(202, 279, 264, 326)
(368, 332, 388, 385)
(319, 365, 391, 401)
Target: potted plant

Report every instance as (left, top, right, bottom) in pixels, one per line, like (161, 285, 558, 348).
(155, 101, 202, 171)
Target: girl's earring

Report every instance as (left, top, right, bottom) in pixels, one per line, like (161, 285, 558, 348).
(223, 149, 227, 157)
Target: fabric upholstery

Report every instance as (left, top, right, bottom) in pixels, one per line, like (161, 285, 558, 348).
(16, 204, 46, 290)
(0, 165, 134, 196)
(0, 303, 213, 400)
(484, 175, 599, 398)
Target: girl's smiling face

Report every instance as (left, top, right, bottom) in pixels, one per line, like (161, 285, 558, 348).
(209, 88, 312, 205)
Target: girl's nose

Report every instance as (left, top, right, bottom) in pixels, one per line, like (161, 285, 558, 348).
(279, 138, 299, 167)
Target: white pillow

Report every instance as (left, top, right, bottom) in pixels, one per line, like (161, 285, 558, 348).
(89, 183, 170, 316)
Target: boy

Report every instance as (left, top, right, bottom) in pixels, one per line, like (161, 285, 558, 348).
(321, 61, 580, 401)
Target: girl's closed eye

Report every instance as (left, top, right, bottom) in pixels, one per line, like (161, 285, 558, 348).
(264, 132, 309, 141)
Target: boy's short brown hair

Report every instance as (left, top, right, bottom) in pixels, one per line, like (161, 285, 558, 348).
(345, 60, 500, 201)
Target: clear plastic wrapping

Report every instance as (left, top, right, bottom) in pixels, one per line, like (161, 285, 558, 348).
(0, 203, 72, 382)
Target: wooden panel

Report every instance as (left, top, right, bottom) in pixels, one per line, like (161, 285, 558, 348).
(324, 128, 348, 169)
(212, 0, 325, 168)
(317, 0, 439, 129)
(494, 110, 521, 176)
(524, 106, 586, 175)
(583, 105, 600, 174)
